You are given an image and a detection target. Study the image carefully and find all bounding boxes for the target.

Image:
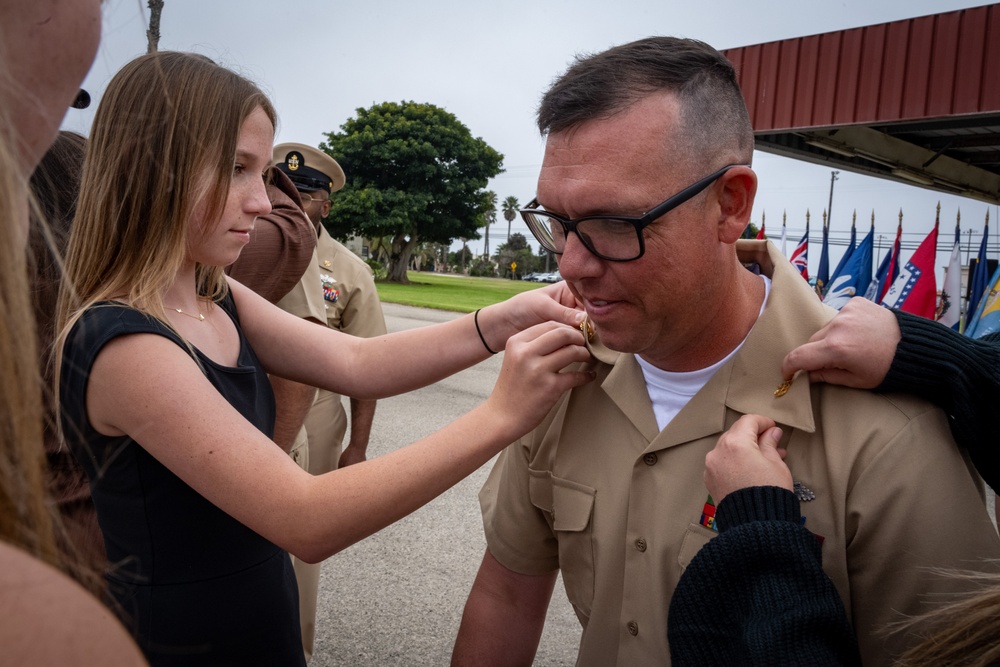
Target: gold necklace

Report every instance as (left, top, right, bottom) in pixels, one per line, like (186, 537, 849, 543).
(170, 306, 205, 321)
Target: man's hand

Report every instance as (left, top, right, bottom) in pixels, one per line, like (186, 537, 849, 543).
(704, 415, 789, 503)
(338, 446, 367, 468)
(782, 297, 900, 388)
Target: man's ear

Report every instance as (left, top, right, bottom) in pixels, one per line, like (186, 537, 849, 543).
(716, 167, 758, 243)
(321, 199, 332, 220)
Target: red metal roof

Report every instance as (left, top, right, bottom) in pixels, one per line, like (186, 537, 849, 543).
(722, 4, 1000, 132)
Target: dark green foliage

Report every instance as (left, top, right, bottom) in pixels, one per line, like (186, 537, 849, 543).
(320, 101, 503, 282)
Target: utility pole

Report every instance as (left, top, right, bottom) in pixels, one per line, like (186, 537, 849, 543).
(827, 170, 840, 228)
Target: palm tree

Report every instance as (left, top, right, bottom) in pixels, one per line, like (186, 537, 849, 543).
(483, 191, 498, 256)
(502, 195, 519, 242)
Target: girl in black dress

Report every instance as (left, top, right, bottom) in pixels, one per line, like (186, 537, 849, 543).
(56, 51, 591, 666)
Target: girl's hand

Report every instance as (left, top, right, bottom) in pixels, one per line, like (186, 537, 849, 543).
(477, 283, 585, 353)
(484, 321, 593, 435)
(704, 414, 790, 502)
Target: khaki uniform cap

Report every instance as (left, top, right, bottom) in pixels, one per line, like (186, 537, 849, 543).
(273, 142, 346, 193)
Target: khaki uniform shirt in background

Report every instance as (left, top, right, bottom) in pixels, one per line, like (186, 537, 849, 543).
(277, 225, 387, 474)
(480, 239, 1000, 667)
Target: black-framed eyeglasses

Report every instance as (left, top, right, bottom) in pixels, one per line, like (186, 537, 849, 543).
(520, 164, 745, 262)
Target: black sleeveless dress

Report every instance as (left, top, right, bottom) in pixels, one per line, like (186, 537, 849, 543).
(59, 295, 305, 666)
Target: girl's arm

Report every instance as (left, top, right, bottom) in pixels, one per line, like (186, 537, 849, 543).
(85, 319, 592, 563)
(229, 277, 585, 400)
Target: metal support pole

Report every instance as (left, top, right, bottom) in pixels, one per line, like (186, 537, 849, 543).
(827, 170, 840, 228)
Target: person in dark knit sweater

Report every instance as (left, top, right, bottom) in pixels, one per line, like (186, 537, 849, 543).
(669, 297, 1000, 666)
(784, 296, 1000, 491)
(667, 415, 862, 666)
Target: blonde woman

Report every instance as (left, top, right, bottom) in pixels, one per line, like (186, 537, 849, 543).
(56, 51, 591, 666)
(0, 0, 146, 664)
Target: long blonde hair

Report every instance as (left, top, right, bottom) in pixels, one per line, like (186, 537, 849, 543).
(894, 568, 1000, 666)
(0, 57, 58, 569)
(57, 51, 276, 337)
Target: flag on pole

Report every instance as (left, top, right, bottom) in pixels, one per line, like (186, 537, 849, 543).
(789, 213, 809, 280)
(968, 212, 991, 324)
(938, 209, 963, 330)
(780, 211, 788, 256)
(829, 211, 857, 286)
(881, 217, 939, 319)
(965, 263, 1000, 338)
(823, 221, 874, 310)
(865, 212, 901, 303)
(755, 211, 766, 240)
(816, 210, 830, 297)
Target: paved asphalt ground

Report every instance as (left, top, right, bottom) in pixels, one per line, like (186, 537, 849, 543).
(309, 303, 581, 666)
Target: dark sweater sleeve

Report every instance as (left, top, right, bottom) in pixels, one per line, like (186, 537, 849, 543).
(668, 486, 861, 667)
(877, 309, 1000, 490)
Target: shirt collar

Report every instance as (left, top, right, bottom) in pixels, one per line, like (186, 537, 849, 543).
(584, 240, 834, 439)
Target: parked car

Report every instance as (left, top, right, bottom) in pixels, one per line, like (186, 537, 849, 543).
(538, 270, 563, 283)
(522, 272, 544, 282)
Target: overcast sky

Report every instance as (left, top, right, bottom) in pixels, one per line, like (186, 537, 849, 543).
(64, 0, 998, 277)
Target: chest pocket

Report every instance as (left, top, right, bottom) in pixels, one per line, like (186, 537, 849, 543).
(677, 522, 718, 571)
(529, 469, 596, 619)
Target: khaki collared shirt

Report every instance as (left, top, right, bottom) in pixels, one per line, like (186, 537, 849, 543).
(481, 239, 1000, 667)
(278, 226, 386, 337)
(276, 226, 386, 464)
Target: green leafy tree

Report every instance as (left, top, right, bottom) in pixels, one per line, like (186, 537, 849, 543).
(494, 233, 537, 279)
(320, 101, 503, 283)
(505, 232, 529, 251)
(469, 256, 496, 278)
(502, 195, 519, 242)
(449, 245, 474, 273)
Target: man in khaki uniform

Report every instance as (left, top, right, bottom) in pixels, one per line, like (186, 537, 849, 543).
(273, 142, 387, 661)
(452, 37, 1000, 667)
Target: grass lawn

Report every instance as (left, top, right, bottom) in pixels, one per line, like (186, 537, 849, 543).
(374, 271, 545, 312)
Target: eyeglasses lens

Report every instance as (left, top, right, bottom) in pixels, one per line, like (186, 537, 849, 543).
(526, 212, 640, 260)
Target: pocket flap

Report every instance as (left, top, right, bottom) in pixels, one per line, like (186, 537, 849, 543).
(529, 468, 596, 533)
(677, 523, 717, 570)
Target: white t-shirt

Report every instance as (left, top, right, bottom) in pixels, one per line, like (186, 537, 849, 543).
(638, 274, 771, 431)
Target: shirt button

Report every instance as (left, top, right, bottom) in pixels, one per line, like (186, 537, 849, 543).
(627, 621, 639, 636)
(643, 453, 658, 466)
(635, 538, 647, 552)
